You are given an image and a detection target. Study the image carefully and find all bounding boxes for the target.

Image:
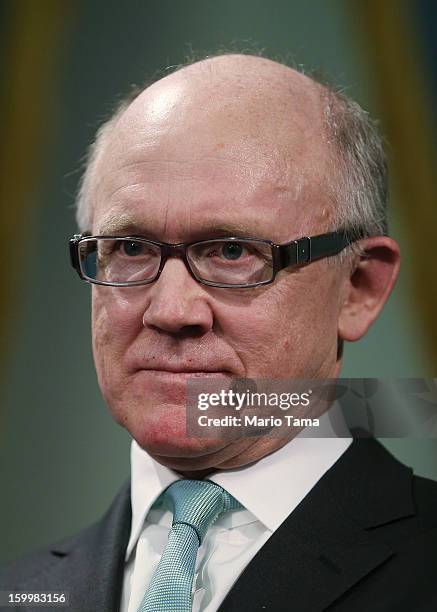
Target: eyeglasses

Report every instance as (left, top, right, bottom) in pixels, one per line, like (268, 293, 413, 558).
(69, 229, 365, 289)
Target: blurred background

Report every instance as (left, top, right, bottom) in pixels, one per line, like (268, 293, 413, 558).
(1, 0, 436, 563)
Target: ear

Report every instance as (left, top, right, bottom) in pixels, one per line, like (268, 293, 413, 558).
(338, 236, 400, 342)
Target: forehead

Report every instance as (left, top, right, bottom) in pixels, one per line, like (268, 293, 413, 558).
(91, 71, 334, 242)
(93, 157, 332, 244)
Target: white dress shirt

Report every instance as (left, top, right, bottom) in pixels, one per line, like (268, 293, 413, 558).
(121, 404, 352, 612)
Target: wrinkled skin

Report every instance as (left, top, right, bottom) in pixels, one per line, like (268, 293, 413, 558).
(88, 55, 400, 475)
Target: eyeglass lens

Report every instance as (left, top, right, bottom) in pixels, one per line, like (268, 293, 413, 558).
(78, 238, 274, 286)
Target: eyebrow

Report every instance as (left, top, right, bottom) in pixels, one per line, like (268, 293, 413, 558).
(96, 214, 264, 240)
(97, 213, 141, 235)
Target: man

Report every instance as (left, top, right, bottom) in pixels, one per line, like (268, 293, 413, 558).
(2, 53, 437, 611)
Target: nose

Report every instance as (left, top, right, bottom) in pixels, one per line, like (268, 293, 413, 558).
(142, 258, 214, 335)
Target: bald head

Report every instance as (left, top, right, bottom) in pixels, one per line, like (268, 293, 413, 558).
(77, 53, 387, 241)
(126, 53, 325, 134)
(85, 54, 335, 237)
(119, 53, 325, 136)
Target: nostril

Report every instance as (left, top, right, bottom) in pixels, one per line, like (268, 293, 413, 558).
(179, 324, 207, 338)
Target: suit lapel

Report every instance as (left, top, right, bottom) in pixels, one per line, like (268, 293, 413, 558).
(219, 437, 414, 611)
(17, 481, 131, 612)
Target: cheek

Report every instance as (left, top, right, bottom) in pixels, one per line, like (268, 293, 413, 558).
(218, 272, 340, 377)
(91, 288, 143, 397)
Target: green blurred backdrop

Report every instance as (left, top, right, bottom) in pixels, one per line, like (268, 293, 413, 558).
(1, 0, 436, 563)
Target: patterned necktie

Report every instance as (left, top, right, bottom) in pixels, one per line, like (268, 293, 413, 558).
(137, 479, 241, 612)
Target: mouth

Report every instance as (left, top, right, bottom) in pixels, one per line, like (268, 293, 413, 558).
(130, 369, 232, 399)
(138, 369, 231, 378)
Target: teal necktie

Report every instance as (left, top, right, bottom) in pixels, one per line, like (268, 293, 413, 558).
(137, 479, 241, 612)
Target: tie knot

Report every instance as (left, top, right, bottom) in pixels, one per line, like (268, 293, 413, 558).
(163, 480, 240, 545)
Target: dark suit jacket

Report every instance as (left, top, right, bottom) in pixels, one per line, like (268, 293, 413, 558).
(2, 437, 437, 611)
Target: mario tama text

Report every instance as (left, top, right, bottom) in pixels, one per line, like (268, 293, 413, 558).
(197, 414, 319, 429)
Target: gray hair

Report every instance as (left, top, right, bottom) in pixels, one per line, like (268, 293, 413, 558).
(322, 85, 388, 239)
(76, 96, 135, 233)
(75, 57, 389, 251)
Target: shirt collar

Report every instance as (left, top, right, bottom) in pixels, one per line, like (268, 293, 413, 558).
(126, 401, 351, 560)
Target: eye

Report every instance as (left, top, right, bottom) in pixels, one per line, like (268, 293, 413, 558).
(221, 242, 244, 260)
(120, 240, 145, 256)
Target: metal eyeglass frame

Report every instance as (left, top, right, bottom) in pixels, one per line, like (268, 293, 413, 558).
(69, 228, 366, 289)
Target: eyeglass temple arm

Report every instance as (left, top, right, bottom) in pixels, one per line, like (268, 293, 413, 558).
(278, 229, 364, 269)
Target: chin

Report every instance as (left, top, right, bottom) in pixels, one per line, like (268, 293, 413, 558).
(117, 400, 232, 459)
